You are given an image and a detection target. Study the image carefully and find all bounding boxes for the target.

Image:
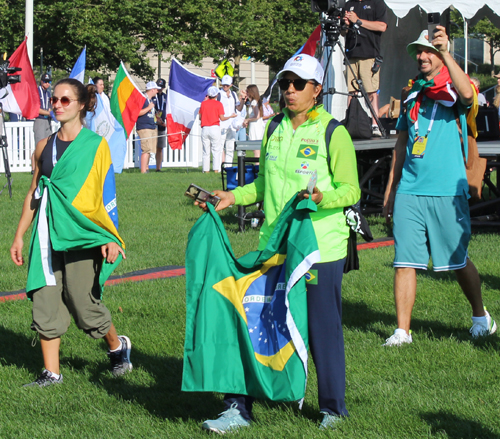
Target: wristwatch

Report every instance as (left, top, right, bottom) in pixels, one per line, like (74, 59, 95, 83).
(356, 19, 362, 26)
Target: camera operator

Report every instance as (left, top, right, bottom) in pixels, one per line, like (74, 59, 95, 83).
(34, 73, 54, 146)
(343, 0, 387, 137)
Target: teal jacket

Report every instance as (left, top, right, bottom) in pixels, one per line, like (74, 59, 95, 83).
(232, 105, 360, 262)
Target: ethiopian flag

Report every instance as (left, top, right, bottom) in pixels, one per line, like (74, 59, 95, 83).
(27, 128, 125, 294)
(182, 196, 320, 402)
(110, 62, 146, 139)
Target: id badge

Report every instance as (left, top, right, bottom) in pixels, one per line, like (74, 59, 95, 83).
(411, 136, 427, 158)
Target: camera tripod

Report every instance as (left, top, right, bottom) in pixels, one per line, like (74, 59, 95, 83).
(320, 12, 388, 138)
(0, 102, 13, 198)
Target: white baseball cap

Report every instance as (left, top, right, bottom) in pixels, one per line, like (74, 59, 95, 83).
(277, 54, 324, 84)
(221, 75, 233, 86)
(146, 81, 161, 90)
(207, 86, 218, 97)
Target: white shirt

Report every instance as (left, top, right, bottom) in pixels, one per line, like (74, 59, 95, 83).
(218, 89, 240, 130)
(100, 92, 111, 113)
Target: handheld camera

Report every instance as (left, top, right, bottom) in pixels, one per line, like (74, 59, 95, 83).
(0, 60, 21, 89)
(185, 184, 221, 208)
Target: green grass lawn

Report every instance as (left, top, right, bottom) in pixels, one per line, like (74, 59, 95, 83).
(1, 169, 499, 438)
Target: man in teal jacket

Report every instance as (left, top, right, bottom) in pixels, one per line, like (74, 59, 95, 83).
(198, 53, 360, 433)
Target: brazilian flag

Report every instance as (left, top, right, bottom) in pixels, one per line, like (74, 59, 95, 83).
(26, 128, 124, 295)
(182, 196, 320, 402)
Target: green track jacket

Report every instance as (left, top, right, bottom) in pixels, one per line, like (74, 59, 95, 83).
(232, 105, 360, 262)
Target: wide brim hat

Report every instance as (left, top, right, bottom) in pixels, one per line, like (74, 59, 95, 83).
(277, 54, 324, 84)
(407, 30, 443, 62)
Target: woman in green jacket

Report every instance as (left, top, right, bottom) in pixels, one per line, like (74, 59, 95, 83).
(199, 54, 360, 433)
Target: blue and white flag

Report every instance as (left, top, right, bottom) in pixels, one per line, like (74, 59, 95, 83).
(85, 93, 127, 173)
(70, 47, 86, 83)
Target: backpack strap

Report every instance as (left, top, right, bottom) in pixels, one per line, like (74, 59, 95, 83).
(232, 91, 238, 112)
(263, 112, 285, 147)
(325, 118, 342, 173)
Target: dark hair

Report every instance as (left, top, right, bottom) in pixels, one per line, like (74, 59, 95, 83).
(246, 84, 263, 117)
(86, 84, 98, 115)
(53, 78, 95, 121)
(93, 76, 103, 84)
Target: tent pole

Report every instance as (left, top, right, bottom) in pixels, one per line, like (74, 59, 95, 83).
(464, 19, 468, 74)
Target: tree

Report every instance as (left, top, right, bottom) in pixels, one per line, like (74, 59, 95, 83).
(451, 12, 500, 76)
(171, 0, 319, 86)
(0, 0, 321, 83)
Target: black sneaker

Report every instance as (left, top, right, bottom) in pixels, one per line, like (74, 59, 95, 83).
(108, 335, 133, 376)
(24, 369, 63, 388)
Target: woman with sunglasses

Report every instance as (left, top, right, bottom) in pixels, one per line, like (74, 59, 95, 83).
(10, 78, 132, 387)
(198, 54, 360, 432)
(243, 84, 264, 158)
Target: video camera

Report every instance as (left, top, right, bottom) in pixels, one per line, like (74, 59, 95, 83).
(311, 0, 347, 46)
(0, 60, 21, 89)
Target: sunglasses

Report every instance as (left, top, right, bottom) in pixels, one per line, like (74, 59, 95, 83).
(50, 96, 77, 107)
(277, 78, 312, 91)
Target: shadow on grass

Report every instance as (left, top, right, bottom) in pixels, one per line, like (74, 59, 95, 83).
(342, 299, 500, 351)
(89, 346, 222, 422)
(0, 326, 49, 373)
(421, 411, 500, 439)
(0, 326, 220, 421)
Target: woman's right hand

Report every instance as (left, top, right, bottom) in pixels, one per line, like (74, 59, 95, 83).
(10, 236, 24, 266)
(195, 190, 235, 212)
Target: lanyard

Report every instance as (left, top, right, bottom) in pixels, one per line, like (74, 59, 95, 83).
(156, 93, 165, 112)
(52, 128, 81, 167)
(52, 133, 58, 167)
(39, 86, 49, 110)
(414, 102, 438, 138)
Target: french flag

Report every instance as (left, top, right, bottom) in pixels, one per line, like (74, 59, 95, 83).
(166, 58, 214, 150)
(0, 37, 39, 120)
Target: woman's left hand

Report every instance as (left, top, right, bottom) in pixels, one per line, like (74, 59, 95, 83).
(101, 242, 126, 263)
(298, 186, 323, 204)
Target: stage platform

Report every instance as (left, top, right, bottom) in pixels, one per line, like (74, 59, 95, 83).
(232, 137, 500, 230)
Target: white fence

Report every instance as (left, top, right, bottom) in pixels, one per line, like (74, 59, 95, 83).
(1, 120, 203, 173)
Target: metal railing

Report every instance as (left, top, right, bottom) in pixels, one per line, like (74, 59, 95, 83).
(452, 52, 479, 72)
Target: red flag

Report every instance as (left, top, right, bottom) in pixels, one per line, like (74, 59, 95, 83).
(1, 37, 40, 119)
(300, 25, 321, 57)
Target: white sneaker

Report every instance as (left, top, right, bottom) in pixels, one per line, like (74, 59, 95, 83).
(470, 309, 497, 338)
(383, 328, 412, 346)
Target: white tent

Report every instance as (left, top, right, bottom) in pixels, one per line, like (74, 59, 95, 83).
(325, 1, 500, 120)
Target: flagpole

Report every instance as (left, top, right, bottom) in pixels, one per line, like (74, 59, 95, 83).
(25, 0, 34, 66)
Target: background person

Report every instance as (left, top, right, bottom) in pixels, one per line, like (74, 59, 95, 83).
(93, 76, 111, 113)
(470, 77, 487, 107)
(197, 54, 360, 433)
(243, 84, 264, 158)
(261, 96, 276, 129)
(153, 78, 168, 172)
(137, 81, 160, 173)
(199, 86, 236, 173)
(10, 78, 131, 387)
(382, 28, 496, 346)
(218, 75, 246, 167)
(344, 0, 388, 137)
(33, 73, 53, 147)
